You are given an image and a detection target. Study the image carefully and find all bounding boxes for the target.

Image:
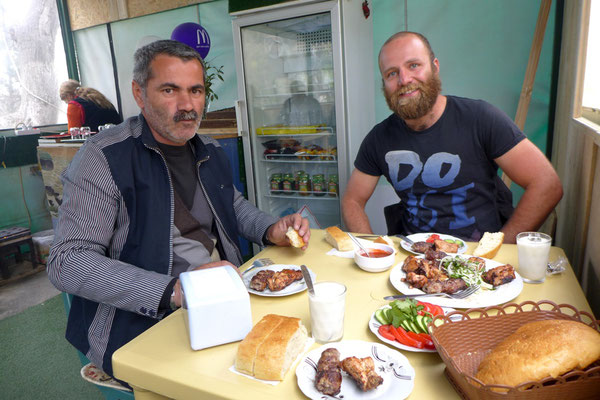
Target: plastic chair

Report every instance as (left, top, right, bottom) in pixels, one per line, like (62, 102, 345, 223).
(61, 293, 134, 400)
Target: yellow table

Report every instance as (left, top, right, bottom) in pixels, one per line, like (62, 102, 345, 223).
(112, 230, 593, 399)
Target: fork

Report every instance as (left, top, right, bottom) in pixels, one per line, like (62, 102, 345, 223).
(242, 258, 275, 275)
(384, 284, 480, 300)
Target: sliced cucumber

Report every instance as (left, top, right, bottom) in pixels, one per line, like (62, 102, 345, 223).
(416, 315, 428, 333)
(408, 320, 420, 334)
(444, 238, 455, 244)
(384, 308, 393, 323)
(400, 320, 411, 332)
(375, 309, 389, 325)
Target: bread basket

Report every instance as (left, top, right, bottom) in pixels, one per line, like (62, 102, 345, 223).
(429, 300, 600, 399)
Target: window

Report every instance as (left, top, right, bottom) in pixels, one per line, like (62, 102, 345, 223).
(0, 0, 69, 130)
(582, 0, 600, 125)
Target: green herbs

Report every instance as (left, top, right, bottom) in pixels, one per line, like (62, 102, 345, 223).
(374, 299, 432, 334)
(441, 255, 493, 290)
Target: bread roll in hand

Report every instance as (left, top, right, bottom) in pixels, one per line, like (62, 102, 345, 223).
(286, 227, 305, 248)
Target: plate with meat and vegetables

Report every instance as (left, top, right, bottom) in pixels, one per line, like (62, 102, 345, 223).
(296, 340, 415, 400)
(368, 299, 456, 352)
(243, 264, 316, 297)
(399, 232, 468, 255)
(389, 253, 523, 308)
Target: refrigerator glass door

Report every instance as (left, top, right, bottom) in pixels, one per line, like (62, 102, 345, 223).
(240, 12, 340, 228)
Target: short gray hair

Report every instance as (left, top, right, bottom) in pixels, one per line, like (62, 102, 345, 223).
(133, 39, 206, 89)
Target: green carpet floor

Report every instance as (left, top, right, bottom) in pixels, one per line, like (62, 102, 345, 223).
(0, 294, 103, 399)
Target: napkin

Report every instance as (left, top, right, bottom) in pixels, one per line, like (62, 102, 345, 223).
(229, 337, 315, 385)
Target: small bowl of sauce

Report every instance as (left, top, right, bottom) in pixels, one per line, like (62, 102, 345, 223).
(354, 243, 396, 272)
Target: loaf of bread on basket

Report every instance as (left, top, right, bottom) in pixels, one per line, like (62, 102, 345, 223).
(235, 314, 307, 381)
(325, 226, 353, 251)
(475, 319, 600, 387)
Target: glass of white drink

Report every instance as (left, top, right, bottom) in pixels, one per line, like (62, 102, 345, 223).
(308, 281, 346, 343)
(516, 232, 551, 283)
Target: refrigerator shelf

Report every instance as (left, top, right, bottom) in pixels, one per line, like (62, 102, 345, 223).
(262, 159, 337, 164)
(266, 192, 338, 200)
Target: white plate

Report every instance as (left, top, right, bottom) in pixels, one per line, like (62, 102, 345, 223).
(243, 264, 315, 297)
(389, 255, 524, 308)
(296, 340, 415, 400)
(399, 232, 467, 255)
(368, 304, 455, 353)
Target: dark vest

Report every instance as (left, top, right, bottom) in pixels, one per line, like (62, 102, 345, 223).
(73, 97, 122, 132)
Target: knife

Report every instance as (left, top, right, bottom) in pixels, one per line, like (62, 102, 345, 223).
(384, 293, 443, 300)
(395, 234, 414, 246)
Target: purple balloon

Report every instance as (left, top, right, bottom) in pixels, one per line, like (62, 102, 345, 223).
(171, 22, 211, 59)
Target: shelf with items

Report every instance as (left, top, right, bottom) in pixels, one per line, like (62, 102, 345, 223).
(265, 192, 338, 200)
(256, 126, 333, 136)
(258, 129, 337, 162)
(261, 158, 336, 164)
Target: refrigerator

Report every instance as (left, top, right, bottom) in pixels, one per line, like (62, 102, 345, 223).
(232, 0, 374, 233)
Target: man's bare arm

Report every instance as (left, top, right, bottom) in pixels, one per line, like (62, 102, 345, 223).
(495, 139, 563, 243)
(341, 169, 380, 233)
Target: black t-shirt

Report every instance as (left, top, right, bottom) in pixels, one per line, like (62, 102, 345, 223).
(354, 96, 525, 241)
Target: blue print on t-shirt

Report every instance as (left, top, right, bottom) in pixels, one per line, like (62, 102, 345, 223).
(384, 150, 474, 231)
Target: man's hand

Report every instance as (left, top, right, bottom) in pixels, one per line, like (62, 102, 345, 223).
(265, 213, 310, 250)
(172, 261, 237, 308)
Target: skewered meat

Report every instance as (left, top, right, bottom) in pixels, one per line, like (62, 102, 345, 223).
(434, 239, 459, 253)
(442, 278, 468, 293)
(267, 269, 303, 291)
(424, 249, 447, 261)
(412, 241, 434, 253)
(427, 267, 448, 281)
(341, 356, 383, 391)
(249, 270, 274, 291)
(422, 279, 443, 293)
(315, 348, 342, 396)
(405, 271, 428, 289)
(483, 264, 516, 286)
(402, 255, 421, 273)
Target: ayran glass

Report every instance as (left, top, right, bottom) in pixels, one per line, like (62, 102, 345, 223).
(308, 281, 346, 343)
(516, 232, 552, 283)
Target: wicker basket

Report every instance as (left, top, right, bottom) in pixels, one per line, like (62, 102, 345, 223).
(429, 300, 600, 400)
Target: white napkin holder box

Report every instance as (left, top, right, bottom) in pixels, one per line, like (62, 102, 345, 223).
(180, 265, 252, 350)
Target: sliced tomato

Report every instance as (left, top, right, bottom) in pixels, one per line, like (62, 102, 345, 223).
(390, 326, 423, 348)
(426, 234, 440, 243)
(417, 301, 432, 314)
(431, 303, 444, 316)
(416, 333, 436, 349)
(378, 324, 396, 341)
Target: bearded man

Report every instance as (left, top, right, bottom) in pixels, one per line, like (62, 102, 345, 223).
(48, 40, 310, 381)
(342, 31, 562, 243)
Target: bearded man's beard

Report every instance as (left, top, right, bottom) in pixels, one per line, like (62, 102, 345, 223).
(384, 71, 442, 120)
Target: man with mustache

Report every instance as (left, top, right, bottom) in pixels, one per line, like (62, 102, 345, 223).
(47, 40, 310, 381)
(342, 32, 562, 243)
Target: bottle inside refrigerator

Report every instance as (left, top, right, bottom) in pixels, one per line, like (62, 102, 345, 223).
(238, 12, 341, 228)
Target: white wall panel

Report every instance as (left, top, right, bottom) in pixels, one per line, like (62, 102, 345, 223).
(73, 25, 119, 112)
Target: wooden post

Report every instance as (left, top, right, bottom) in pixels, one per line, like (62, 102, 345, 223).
(502, 0, 552, 188)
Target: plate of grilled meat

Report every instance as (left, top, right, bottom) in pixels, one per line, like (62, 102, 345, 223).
(389, 252, 523, 308)
(296, 340, 415, 399)
(243, 264, 316, 297)
(400, 232, 467, 255)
